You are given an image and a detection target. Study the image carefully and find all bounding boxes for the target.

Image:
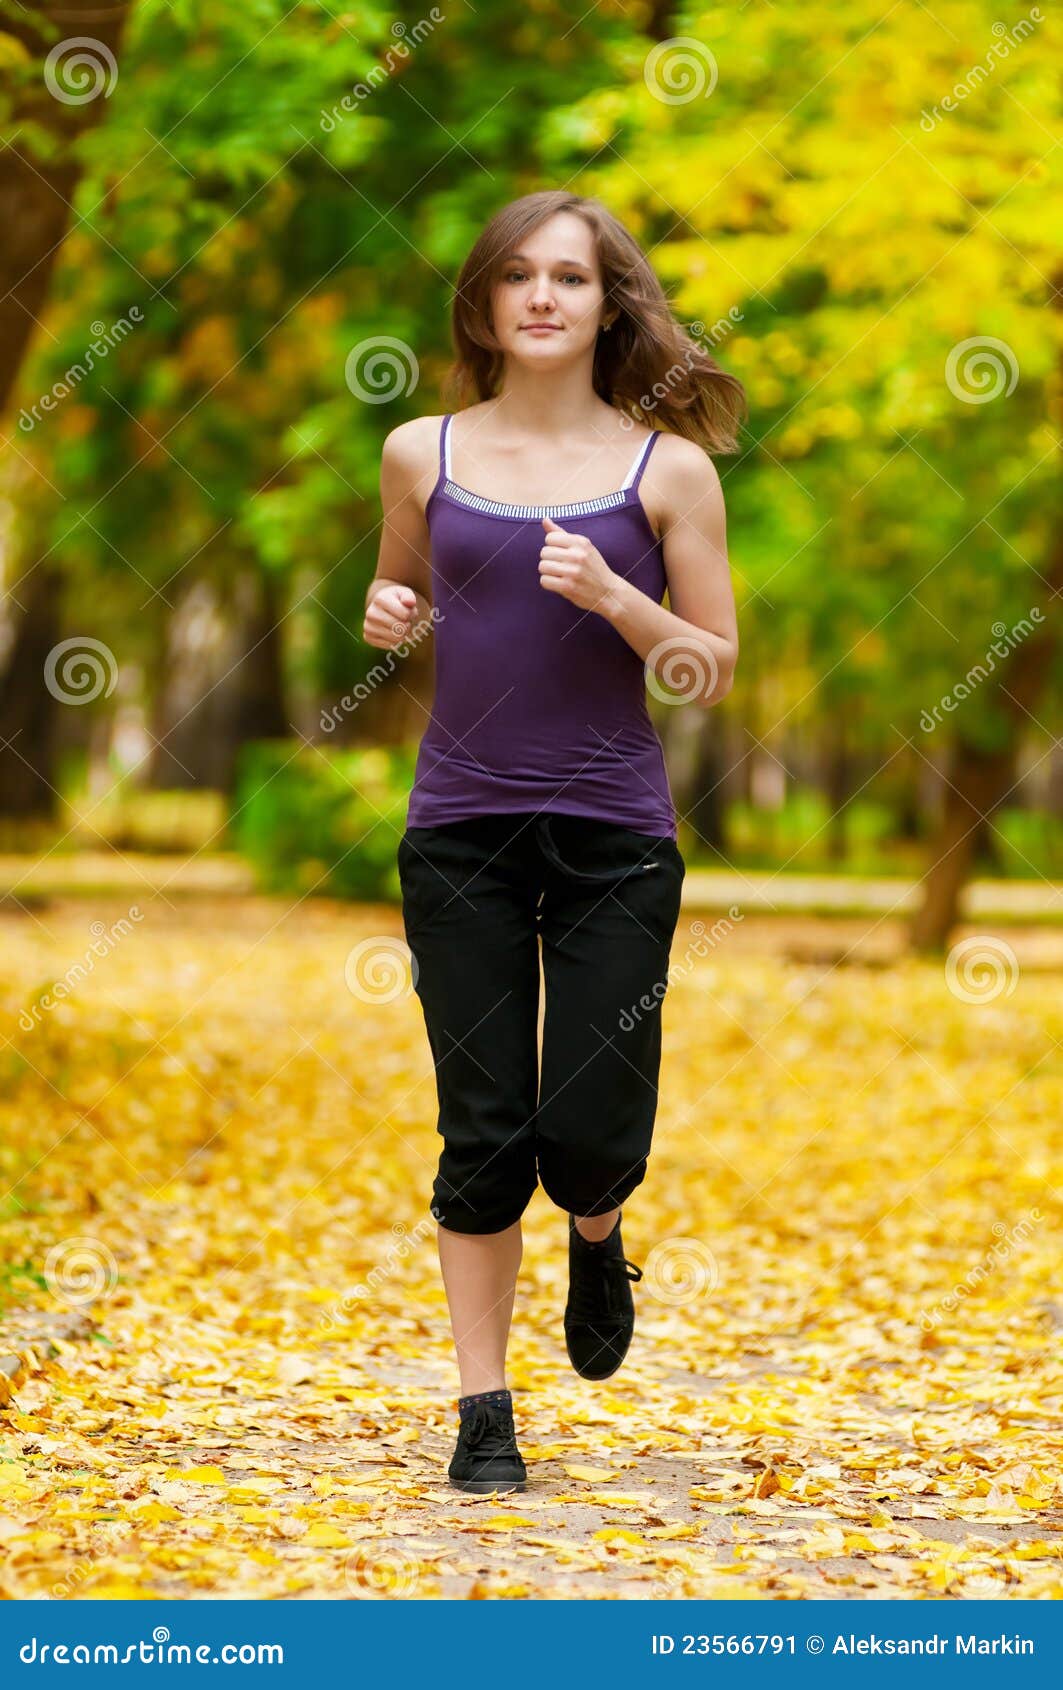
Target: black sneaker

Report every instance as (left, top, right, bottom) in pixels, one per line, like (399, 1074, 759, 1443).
(564, 1212, 644, 1380)
(448, 1402, 528, 1494)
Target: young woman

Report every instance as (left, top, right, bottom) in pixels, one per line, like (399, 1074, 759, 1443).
(364, 189, 743, 1493)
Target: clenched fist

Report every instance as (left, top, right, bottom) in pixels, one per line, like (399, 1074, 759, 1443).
(363, 583, 421, 650)
(538, 516, 620, 615)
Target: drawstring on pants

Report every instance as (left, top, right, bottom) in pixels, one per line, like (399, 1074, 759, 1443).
(533, 814, 660, 885)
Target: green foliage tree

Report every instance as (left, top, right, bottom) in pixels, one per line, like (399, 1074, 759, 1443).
(570, 0, 1061, 943)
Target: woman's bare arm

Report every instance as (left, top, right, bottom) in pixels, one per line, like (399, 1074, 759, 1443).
(599, 434, 738, 706)
(363, 417, 438, 650)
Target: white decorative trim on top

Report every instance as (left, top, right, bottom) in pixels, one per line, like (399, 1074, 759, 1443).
(439, 415, 655, 515)
(442, 481, 629, 520)
(620, 432, 655, 488)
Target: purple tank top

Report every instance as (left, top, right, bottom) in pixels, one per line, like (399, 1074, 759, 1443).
(404, 413, 677, 841)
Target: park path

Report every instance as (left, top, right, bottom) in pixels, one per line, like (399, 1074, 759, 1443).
(3, 848, 1063, 921)
(1, 886, 1061, 1598)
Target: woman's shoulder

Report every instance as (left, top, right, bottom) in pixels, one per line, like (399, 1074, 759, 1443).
(646, 428, 722, 496)
(379, 414, 450, 501)
(638, 428, 722, 535)
(382, 412, 447, 464)
(377, 416, 450, 523)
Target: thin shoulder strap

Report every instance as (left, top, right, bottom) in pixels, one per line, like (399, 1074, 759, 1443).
(439, 413, 452, 482)
(621, 429, 659, 491)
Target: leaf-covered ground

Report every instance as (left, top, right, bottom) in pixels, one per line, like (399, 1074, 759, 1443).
(2, 889, 1062, 1599)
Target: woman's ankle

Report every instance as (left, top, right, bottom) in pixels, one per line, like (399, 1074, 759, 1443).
(457, 1386, 512, 1420)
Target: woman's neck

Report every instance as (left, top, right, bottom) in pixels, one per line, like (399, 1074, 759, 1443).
(491, 363, 612, 440)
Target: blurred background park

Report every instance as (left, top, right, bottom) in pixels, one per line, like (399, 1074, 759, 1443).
(0, 0, 1061, 1601)
(0, 0, 1058, 936)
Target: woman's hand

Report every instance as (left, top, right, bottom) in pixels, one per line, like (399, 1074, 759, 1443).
(363, 583, 420, 649)
(538, 516, 622, 617)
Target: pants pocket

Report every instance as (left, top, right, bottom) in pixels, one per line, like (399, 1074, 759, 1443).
(397, 827, 484, 942)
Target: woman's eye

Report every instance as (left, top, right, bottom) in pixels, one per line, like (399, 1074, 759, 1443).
(502, 269, 585, 284)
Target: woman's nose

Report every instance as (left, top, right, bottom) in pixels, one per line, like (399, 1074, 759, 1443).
(528, 277, 556, 308)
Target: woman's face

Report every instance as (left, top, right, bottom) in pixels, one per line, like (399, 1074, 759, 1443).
(488, 212, 611, 367)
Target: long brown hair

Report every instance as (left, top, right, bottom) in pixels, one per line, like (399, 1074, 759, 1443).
(442, 190, 747, 455)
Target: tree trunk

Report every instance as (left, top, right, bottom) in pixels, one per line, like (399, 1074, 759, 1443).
(0, 2, 133, 416)
(823, 714, 851, 864)
(684, 724, 726, 857)
(0, 560, 63, 816)
(908, 741, 1012, 951)
(656, 703, 726, 857)
(909, 525, 1063, 951)
(0, 4, 133, 819)
(149, 570, 290, 792)
(225, 568, 291, 756)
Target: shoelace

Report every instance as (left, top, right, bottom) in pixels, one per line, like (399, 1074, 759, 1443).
(570, 1254, 643, 1323)
(460, 1404, 517, 1452)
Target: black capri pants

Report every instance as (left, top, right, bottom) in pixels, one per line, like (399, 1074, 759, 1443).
(397, 810, 686, 1235)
